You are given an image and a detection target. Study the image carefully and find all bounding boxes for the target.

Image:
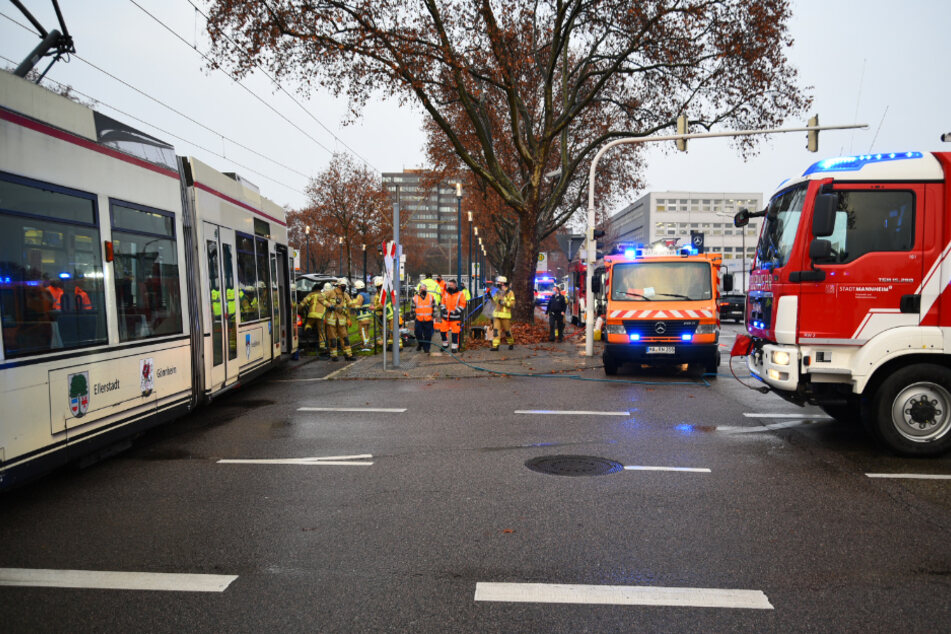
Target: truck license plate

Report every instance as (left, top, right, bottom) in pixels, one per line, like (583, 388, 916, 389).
(647, 346, 675, 354)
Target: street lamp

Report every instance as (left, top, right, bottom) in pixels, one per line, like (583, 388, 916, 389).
(473, 226, 479, 294)
(455, 182, 463, 281)
(304, 225, 311, 274)
(467, 211, 473, 296)
(362, 243, 367, 283)
(338, 236, 343, 277)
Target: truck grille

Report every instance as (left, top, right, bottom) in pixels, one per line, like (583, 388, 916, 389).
(623, 319, 698, 342)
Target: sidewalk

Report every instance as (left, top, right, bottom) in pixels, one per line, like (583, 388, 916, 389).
(325, 339, 606, 380)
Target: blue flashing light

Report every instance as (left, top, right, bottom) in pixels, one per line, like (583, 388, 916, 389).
(629, 333, 640, 342)
(802, 152, 923, 176)
(58, 272, 71, 279)
(1, 276, 11, 284)
(26, 280, 40, 286)
(624, 249, 636, 259)
(681, 333, 693, 341)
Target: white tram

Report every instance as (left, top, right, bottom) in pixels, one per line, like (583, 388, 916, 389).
(0, 71, 298, 489)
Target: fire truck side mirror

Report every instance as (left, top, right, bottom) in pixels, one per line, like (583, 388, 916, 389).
(809, 238, 834, 262)
(723, 274, 734, 292)
(734, 208, 750, 228)
(812, 194, 838, 237)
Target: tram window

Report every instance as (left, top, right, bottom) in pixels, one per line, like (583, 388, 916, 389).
(110, 201, 183, 341)
(255, 236, 271, 319)
(0, 173, 107, 358)
(236, 232, 259, 322)
(223, 243, 237, 359)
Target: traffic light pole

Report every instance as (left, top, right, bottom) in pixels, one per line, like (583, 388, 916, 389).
(583, 121, 867, 357)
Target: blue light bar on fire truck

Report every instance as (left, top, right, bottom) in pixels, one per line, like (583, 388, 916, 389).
(802, 152, 923, 176)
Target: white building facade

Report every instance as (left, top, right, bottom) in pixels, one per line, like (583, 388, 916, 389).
(610, 191, 764, 290)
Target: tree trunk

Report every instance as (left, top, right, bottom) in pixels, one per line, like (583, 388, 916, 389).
(512, 217, 540, 323)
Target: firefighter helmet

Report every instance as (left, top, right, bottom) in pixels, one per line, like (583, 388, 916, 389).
(354, 280, 366, 290)
(495, 275, 508, 284)
(373, 276, 384, 287)
(322, 282, 333, 292)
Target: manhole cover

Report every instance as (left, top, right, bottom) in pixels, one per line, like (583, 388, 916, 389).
(525, 455, 623, 477)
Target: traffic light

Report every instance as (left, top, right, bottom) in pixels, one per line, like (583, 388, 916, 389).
(676, 114, 688, 152)
(807, 114, 819, 152)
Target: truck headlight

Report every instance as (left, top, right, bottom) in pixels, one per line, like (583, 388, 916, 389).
(605, 324, 626, 335)
(695, 323, 718, 335)
(771, 350, 791, 366)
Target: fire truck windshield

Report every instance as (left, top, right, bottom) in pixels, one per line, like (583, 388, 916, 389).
(611, 261, 711, 301)
(756, 183, 807, 269)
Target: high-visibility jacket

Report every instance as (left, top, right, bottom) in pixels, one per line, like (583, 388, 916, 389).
(226, 288, 236, 317)
(461, 288, 471, 303)
(437, 279, 447, 297)
(413, 292, 435, 322)
(372, 290, 393, 322)
(302, 291, 327, 319)
(74, 286, 93, 311)
(418, 278, 441, 305)
(324, 288, 352, 326)
(49, 286, 64, 311)
(443, 289, 467, 321)
(212, 288, 222, 317)
(493, 289, 515, 319)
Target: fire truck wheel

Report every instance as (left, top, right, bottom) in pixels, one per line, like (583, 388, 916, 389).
(704, 351, 721, 375)
(603, 354, 618, 376)
(871, 364, 951, 456)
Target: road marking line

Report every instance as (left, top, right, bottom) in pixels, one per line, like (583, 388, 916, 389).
(866, 473, 951, 480)
(298, 407, 407, 413)
(720, 419, 833, 433)
(0, 568, 237, 593)
(743, 413, 832, 419)
(473, 582, 773, 609)
(218, 454, 373, 466)
(624, 466, 711, 473)
(515, 410, 630, 416)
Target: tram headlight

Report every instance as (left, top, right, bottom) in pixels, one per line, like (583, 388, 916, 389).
(771, 350, 791, 366)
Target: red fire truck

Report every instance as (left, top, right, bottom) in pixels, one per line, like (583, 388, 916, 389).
(732, 151, 951, 456)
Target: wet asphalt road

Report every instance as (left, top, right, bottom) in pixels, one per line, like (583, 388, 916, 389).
(2, 323, 951, 632)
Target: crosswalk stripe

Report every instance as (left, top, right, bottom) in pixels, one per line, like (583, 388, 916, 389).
(474, 582, 773, 609)
(0, 568, 237, 593)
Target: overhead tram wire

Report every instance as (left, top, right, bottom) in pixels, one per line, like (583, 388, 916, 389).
(0, 51, 306, 199)
(0, 12, 308, 197)
(181, 0, 380, 174)
(126, 0, 339, 161)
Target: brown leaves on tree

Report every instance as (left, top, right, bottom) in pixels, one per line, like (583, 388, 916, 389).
(207, 0, 810, 311)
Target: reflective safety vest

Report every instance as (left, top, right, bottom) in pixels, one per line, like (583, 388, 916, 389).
(413, 293, 435, 322)
(212, 288, 222, 317)
(419, 278, 441, 305)
(443, 290, 467, 321)
(74, 286, 93, 311)
(48, 286, 64, 311)
(355, 291, 371, 320)
(493, 289, 515, 319)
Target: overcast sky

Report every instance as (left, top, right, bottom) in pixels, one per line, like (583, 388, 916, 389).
(2, 1, 949, 216)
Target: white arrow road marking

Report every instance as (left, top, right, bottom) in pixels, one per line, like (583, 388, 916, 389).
(866, 473, 951, 480)
(515, 410, 630, 416)
(0, 568, 237, 592)
(218, 454, 373, 465)
(474, 582, 773, 609)
(298, 407, 406, 413)
(624, 466, 711, 473)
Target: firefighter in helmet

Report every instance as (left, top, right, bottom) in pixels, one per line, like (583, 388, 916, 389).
(490, 275, 516, 351)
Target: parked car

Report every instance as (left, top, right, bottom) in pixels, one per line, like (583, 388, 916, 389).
(295, 273, 339, 306)
(718, 293, 745, 323)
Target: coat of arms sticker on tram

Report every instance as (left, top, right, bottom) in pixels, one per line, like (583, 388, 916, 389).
(68, 371, 90, 418)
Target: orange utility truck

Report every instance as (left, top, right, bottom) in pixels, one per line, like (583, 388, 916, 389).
(600, 245, 732, 375)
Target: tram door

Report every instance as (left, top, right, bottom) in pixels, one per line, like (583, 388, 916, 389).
(203, 222, 238, 392)
(275, 246, 292, 354)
